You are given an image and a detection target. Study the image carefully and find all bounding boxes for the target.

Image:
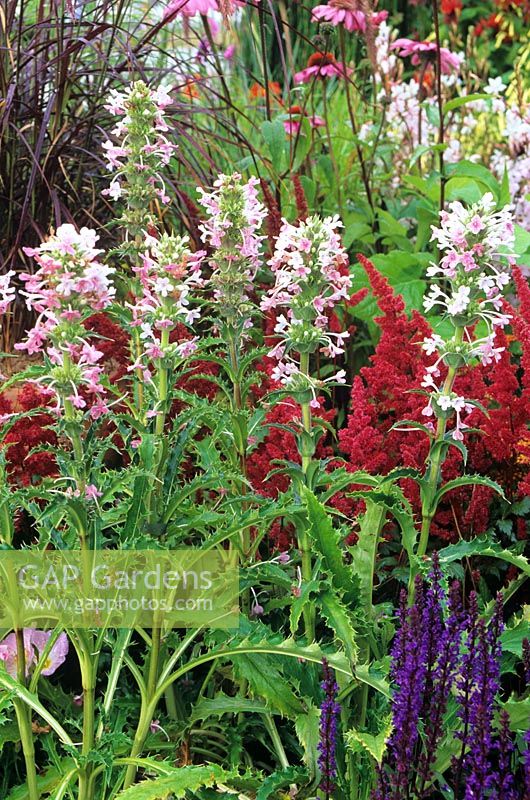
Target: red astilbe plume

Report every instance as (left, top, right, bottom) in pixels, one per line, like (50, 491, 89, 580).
(508, 268, 530, 496)
(292, 173, 309, 222)
(259, 178, 282, 251)
(339, 254, 434, 475)
(84, 313, 130, 382)
(2, 384, 57, 485)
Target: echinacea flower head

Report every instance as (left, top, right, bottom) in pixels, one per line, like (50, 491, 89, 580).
(164, 0, 218, 16)
(311, 0, 388, 32)
(294, 52, 352, 85)
(0, 629, 68, 678)
(198, 173, 267, 330)
(392, 38, 462, 74)
(163, 0, 249, 18)
(283, 106, 325, 136)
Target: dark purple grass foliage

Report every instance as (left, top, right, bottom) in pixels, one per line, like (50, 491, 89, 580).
(318, 657, 341, 798)
(375, 554, 529, 799)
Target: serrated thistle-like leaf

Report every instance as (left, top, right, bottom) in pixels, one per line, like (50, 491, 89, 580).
(256, 766, 309, 800)
(438, 536, 529, 575)
(114, 765, 228, 800)
(319, 589, 358, 665)
(230, 650, 304, 718)
(295, 702, 321, 777)
(345, 716, 393, 765)
(302, 486, 359, 605)
(189, 693, 268, 724)
(434, 475, 506, 505)
(5, 760, 77, 800)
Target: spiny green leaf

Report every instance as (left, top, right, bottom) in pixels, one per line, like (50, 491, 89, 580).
(319, 590, 358, 665)
(190, 694, 268, 724)
(302, 486, 358, 604)
(114, 765, 227, 799)
(294, 702, 321, 777)
(345, 715, 393, 764)
(256, 767, 308, 800)
(438, 537, 529, 575)
(434, 474, 506, 506)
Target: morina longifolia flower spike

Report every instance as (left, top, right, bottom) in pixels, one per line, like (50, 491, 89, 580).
(420, 194, 517, 441)
(261, 214, 351, 401)
(426, 192, 515, 328)
(15, 224, 114, 417)
(102, 81, 176, 244)
(127, 232, 205, 380)
(198, 173, 267, 331)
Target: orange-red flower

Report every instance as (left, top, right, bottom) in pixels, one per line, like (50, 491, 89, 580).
(249, 80, 282, 100)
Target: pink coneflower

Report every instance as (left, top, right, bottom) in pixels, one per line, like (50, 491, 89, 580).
(294, 52, 352, 85)
(164, 0, 217, 17)
(311, 1, 388, 32)
(391, 38, 462, 74)
(163, 0, 250, 17)
(284, 106, 325, 135)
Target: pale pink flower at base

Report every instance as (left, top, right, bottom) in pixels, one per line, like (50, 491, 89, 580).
(311, 2, 388, 32)
(392, 38, 462, 75)
(0, 630, 68, 678)
(29, 631, 69, 676)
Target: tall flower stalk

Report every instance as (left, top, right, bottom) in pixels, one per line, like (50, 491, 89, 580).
(198, 173, 267, 557)
(417, 193, 516, 557)
(103, 81, 175, 251)
(261, 214, 351, 640)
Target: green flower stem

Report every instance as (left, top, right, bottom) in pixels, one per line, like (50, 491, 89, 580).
(228, 335, 243, 414)
(264, 714, 290, 770)
(123, 698, 158, 790)
(227, 332, 250, 565)
(133, 328, 145, 410)
(417, 325, 465, 558)
(62, 354, 89, 553)
(78, 651, 96, 800)
(299, 351, 315, 642)
(13, 630, 39, 800)
(123, 623, 164, 788)
(155, 329, 170, 437)
(62, 355, 85, 482)
(13, 699, 39, 800)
